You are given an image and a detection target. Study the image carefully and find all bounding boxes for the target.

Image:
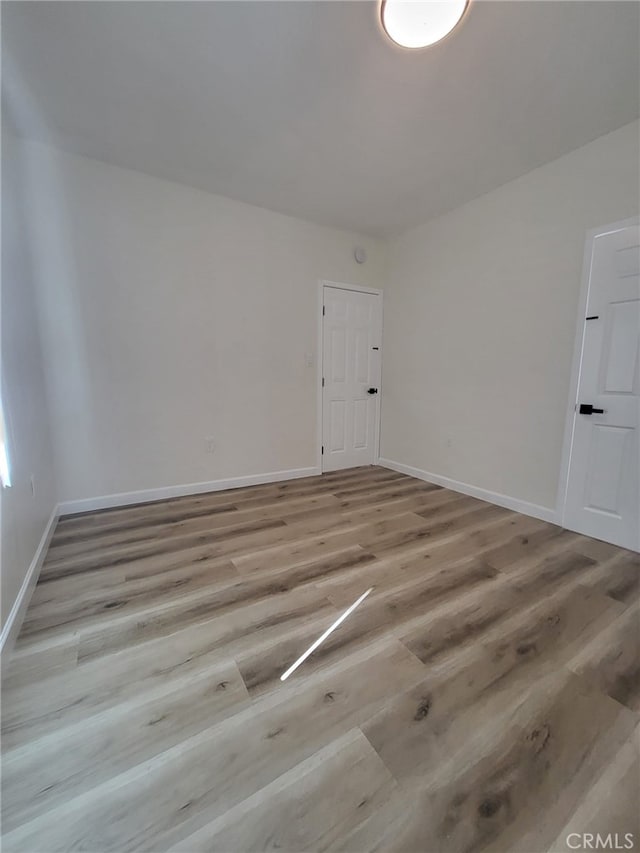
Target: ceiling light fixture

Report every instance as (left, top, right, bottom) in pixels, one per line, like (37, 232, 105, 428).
(381, 0, 469, 49)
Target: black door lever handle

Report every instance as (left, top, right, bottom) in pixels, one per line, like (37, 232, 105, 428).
(367, 388, 378, 395)
(579, 404, 604, 415)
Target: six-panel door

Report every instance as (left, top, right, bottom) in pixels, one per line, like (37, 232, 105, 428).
(564, 226, 640, 551)
(322, 287, 382, 471)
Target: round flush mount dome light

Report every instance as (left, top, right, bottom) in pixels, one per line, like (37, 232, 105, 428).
(381, 0, 469, 49)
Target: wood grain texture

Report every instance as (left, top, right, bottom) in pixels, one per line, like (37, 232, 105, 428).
(1, 466, 638, 852)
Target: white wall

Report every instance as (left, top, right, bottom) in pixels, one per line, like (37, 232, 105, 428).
(381, 121, 640, 512)
(7, 117, 638, 550)
(1, 129, 57, 634)
(19, 141, 386, 506)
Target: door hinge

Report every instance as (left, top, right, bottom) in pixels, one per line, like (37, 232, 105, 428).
(321, 445, 324, 455)
(322, 305, 326, 316)
(322, 377, 325, 387)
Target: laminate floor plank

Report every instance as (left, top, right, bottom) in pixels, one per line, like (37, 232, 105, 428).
(3, 595, 335, 748)
(28, 565, 129, 607)
(39, 507, 378, 586)
(22, 545, 372, 640)
(480, 525, 579, 571)
(5, 633, 80, 692)
(384, 671, 637, 853)
(47, 468, 406, 545)
(19, 559, 241, 639)
(575, 551, 640, 606)
(2, 641, 425, 853)
(334, 480, 443, 510)
(547, 726, 640, 852)
(230, 512, 427, 575)
(22, 565, 330, 654)
(366, 503, 511, 559)
(74, 579, 338, 664)
(236, 554, 502, 697)
(1, 658, 250, 832)
(0, 636, 79, 691)
(3, 631, 255, 750)
(166, 728, 407, 853)
(363, 584, 625, 789)
(566, 602, 640, 711)
(40, 516, 290, 578)
(399, 550, 598, 667)
(45, 493, 345, 560)
(319, 513, 548, 608)
(2, 465, 638, 853)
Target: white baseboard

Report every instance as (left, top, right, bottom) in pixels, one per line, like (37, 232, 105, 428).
(0, 504, 60, 657)
(378, 458, 558, 525)
(58, 466, 322, 517)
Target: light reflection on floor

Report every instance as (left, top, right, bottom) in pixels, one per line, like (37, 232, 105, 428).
(280, 587, 374, 681)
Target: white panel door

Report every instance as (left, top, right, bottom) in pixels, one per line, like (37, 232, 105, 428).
(322, 286, 382, 471)
(564, 225, 640, 550)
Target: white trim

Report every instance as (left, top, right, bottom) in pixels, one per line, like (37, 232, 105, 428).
(555, 216, 640, 528)
(316, 282, 325, 473)
(317, 280, 383, 473)
(0, 504, 59, 657)
(374, 289, 384, 465)
(319, 280, 382, 297)
(58, 466, 320, 516)
(378, 458, 557, 524)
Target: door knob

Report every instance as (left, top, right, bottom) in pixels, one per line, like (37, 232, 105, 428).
(367, 387, 378, 395)
(579, 403, 604, 415)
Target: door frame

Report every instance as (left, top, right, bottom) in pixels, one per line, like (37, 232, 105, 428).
(317, 280, 383, 473)
(556, 215, 639, 539)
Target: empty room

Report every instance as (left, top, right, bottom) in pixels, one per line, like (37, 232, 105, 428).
(1, 1, 639, 851)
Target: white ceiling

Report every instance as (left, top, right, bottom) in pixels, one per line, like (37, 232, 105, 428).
(3, 1, 639, 237)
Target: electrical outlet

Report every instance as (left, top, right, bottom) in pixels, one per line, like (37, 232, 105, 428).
(205, 436, 216, 454)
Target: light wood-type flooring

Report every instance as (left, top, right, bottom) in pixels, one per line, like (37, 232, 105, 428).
(1, 466, 639, 852)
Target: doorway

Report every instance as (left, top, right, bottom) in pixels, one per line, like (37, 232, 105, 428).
(560, 220, 639, 551)
(319, 283, 382, 472)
